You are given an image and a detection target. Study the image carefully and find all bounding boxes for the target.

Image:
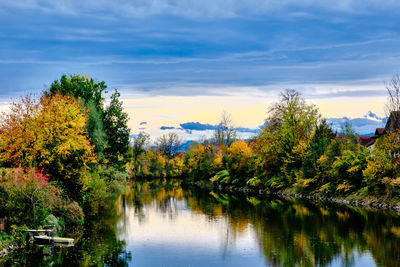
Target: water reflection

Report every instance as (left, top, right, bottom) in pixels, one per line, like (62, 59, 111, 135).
(2, 195, 131, 267)
(3, 180, 400, 266)
(121, 180, 400, 267)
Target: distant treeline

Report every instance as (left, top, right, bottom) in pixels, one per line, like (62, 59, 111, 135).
(131, 86, 400, 203)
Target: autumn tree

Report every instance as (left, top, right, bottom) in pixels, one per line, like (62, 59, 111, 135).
(363, 129, 400, 188)
(48, 75, 132, 168)
(47, 74, 108, 161)
(0, 94, 41, 167)
(226, 140, 254, 185)
(254, 89, 320, 186)
(0, 93, 95, 194)
(103, 90, 131, 168)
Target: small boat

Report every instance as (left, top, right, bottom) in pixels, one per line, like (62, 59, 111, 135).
(34, 235, 74, 245)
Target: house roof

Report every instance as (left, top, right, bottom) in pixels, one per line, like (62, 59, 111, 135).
(356, 135, 375, 146)
(375, 128, 385, 135)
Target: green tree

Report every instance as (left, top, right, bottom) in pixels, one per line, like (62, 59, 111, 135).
(86, 100, 108, 161)
(103, 90, 131, 168)
(254, 89, 320, 186)
(302, 120, 335, 179)
(48, 74, 107, 110)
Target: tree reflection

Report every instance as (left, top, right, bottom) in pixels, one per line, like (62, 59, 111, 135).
(129, 180, 400, 267)
(3, 197, 131, 267)
(12, 180, 398, 266)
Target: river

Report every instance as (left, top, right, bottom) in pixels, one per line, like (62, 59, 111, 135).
(2, 180, 400, 266)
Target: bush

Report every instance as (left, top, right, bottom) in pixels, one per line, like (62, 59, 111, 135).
(0, 168, 83, 230)
(80, 166, 127, 216)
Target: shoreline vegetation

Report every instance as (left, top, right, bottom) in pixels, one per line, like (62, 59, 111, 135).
(3, 73, 400, 259)
(190, 180, 400, 212)
(130, 81, 400, 211)
(0, 74, 131, 259)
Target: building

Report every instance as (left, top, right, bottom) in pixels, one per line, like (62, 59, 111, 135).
(358, 111, 400, 147)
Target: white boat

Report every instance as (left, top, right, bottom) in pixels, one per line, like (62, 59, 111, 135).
(34, 235, 74, 244)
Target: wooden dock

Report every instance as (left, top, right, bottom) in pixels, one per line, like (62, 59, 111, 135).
(24, 226, 55, 244)
(23, 226, 74, 245)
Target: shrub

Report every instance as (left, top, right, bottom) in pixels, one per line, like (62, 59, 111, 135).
(0, 168, 83, 229)
(80, 166, 127, 216)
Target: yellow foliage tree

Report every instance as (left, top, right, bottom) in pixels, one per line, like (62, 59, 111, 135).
(0, 93, 96, 185)
(227, 140, 254, 183)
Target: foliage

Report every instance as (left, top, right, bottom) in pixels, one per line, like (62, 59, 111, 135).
(48, 74, 109, 162)
(0, 75, 130, 246)
(48, 74, 107, 111)
(226, 140, 254, 185)
(80, 165, 127, 217)
(363, 130, 400, 191)
(252, 89, 320, 186)
(85, 100, 108, 161)
(302, 120, 335, 180)
(103, 90, 131, 168)
(132, 89, 400, 199)
(0, 168, 83, 230)
(0, 93, 96, 194)
(210, 170, 231, 184)
(185, 144, 224, 181)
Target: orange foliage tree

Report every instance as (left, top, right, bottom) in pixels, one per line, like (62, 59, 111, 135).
(0, 93, 95, 192)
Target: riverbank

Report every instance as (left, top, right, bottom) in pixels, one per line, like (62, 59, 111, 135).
(5, 179, 400, 266)
(0, 244, 24, 261)
(190, 181, 400, 212)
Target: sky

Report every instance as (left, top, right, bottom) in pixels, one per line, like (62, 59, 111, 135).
(1, 1, 399, 140)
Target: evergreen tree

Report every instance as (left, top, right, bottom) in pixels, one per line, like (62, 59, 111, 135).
(103, 90, 131, 168)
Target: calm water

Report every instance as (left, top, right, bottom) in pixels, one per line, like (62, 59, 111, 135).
(3, 180, 400, 266)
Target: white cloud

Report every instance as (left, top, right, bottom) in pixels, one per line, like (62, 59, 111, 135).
(2, 0, 400, 19)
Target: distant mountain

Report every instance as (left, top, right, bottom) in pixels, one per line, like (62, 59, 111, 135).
(179, 140, 194, 151)
(326, 111, 386, 136)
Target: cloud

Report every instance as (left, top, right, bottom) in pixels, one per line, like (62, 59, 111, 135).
(160, 126, 176, 130)
(326, 112, 387, 135)
(2, 0, 400, 19)
(364, 111, 384, 121)
(179, 122, 260, 134)
(180, 122, 218, 131)
(1, 0, 399, 105)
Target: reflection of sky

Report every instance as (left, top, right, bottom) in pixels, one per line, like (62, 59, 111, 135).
(115, 196, 377, 267)
(328, 253, 376, 267)
(117, 198, 265, 267)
